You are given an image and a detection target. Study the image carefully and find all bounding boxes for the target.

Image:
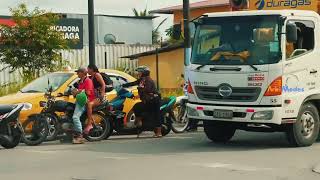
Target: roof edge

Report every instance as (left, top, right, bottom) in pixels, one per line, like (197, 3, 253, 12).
(122, 43, 184, 60)
(149, 2, 230, 14)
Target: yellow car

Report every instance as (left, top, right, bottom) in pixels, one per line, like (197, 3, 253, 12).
(0, 69, 138, 125)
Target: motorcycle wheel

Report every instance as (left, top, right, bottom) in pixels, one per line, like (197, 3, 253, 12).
(43, 113, 60, 141)
(171, 104, 189, 133)
(0, 126, 22, 149)
(84, 112, 112, 141)
(161, 117, 172, 136)
(22, 114, 49, 146)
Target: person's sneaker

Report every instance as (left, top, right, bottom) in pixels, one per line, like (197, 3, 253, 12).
(72, 135, 85, 144)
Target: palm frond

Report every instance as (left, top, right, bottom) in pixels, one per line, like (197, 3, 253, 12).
(154, 18, 167, 32)
(132, 8, 139, 16)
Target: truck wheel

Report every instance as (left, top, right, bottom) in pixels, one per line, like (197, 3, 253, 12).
(286, 103, 320, 147)
(203, 121, 236, 143)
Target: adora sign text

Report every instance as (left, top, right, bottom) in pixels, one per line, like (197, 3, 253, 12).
(0, 16, 83, 49)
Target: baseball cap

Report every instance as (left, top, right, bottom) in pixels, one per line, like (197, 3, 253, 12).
(75, 66, 87, 73)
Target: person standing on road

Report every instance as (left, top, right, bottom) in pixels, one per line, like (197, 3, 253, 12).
(122, 66, 162, 138)
(72, 67, 95, 144)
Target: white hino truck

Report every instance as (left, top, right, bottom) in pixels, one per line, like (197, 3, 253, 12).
(185, 6, 320, 147)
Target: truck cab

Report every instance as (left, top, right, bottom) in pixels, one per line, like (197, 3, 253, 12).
(186, 10, 320, 147)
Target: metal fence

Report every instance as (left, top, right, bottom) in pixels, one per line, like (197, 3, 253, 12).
(0, 44, 156, 86)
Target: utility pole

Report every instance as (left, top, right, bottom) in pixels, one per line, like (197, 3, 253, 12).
(183, 0, 191, 60)
(183, 0, 191, 80)
(88, 0, 95, 65)
(156, 48, 159, 90)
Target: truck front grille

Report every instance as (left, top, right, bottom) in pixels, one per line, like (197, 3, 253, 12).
(195, 86, 261, 102)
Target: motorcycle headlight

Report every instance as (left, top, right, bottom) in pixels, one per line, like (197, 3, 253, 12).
(21, 103, 33, 111)
(39, 101, 47, 107)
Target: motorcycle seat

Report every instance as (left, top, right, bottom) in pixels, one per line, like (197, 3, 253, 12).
(94, 100, 108, 111)
(160, 97, 176, 111)
(0, 105, 16, 115)
(160, 98, 171, 106)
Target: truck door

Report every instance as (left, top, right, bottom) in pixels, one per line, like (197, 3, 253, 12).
(283, 18, 317, 119)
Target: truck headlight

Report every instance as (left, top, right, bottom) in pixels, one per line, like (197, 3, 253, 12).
(251, 111, 273, 120)
(187, 106, 199, 117)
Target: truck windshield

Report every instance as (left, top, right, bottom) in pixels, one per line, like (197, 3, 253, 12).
(191, 15, 282, 66)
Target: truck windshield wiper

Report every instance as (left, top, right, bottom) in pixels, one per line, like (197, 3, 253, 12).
(20, 90, 42, 93)
(195, 64, 207, 70)
(245, 62, 259, 71)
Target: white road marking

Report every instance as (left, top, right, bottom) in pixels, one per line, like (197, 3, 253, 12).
(165, 136, 193, 139)
(24, 150, 59, 154)
(313, 163, 320, 174)
(103, 156, 130, 160)
(192, 162, 272, 172)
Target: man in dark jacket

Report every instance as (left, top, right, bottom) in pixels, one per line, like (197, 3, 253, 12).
(122, 66, 162, 138)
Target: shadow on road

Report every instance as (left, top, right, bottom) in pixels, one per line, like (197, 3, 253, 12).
(70, 130, 319, 155)
(10, 130, 319, 154)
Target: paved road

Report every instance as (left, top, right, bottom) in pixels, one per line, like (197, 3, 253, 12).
(1, 130, 320, 180)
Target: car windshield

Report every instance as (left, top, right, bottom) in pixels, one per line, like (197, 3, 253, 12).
(191, 15, 282, 65)
(21, 73, 73, 93)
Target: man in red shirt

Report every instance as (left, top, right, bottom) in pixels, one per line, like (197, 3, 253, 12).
(72, 67, 95, 144)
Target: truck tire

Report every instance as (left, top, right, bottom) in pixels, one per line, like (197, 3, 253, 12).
(203, 121, 236, 143)
(286, 103, 320, 147)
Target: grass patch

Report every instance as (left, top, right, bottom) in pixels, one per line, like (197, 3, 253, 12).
(0, 81, 30, 97)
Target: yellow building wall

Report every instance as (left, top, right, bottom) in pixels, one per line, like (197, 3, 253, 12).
(138, 48, 184, 89)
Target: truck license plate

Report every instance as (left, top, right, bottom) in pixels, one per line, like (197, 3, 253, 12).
(213, 110, 233, 119)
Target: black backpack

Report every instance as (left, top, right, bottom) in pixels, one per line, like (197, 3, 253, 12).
(100, 72, 114, 92)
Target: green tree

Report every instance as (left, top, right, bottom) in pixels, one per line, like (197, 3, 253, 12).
(0, 4, 69, 81)
(152, 18, 167, 44)
(165, 25, 184, 44)
(132, 8, 167, 45)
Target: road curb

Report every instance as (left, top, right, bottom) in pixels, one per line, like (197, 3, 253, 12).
(312, 163, 320, 174)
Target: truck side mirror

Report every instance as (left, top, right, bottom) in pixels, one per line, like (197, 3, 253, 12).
(286, 23, 298, 43)
(172, 24, 182, 40)
(190, 22, 196, 38)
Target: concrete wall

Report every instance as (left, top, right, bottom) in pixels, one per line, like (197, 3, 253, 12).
(138, 48, 184, 89)
(0, 44, 157, 86)
(66, 14, 153, 45)
(96, 16, 153, 45)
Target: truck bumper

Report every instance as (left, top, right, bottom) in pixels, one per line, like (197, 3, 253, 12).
(187, 103, 283, 125)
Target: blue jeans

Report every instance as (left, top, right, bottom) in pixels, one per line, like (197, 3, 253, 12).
(72, 103, 86, 134)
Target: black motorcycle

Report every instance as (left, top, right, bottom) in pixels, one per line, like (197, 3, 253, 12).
(107, 86, 175, 137)
(39, 88, 112, 142)
(22, 113, 49, 146)
(0, 104, 24, 149)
